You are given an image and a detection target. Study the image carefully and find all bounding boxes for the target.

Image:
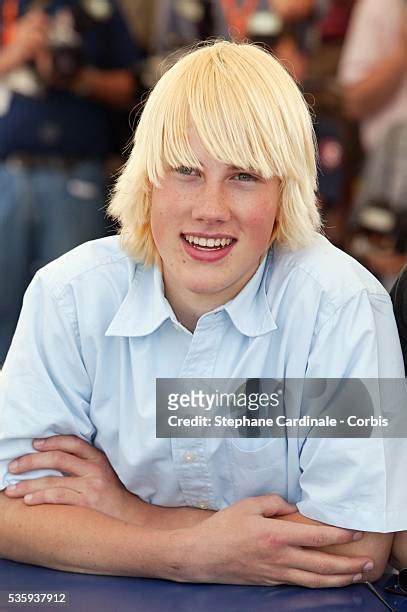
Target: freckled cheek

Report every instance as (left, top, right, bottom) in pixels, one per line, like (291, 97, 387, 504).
(152, 187, 189, 220)
(151, 206, 184, 264)
(241, 207, 277, 243)
(151, 191, 172, 232)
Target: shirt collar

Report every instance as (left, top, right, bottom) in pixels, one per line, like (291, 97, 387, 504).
(105, 263, 175, 337)
(222, 250, 276, 337)
(106, 251, 277, 338)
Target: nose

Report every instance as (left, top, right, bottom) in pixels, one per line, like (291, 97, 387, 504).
(191, 182, 231, 223)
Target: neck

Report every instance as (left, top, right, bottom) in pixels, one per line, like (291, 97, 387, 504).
(164, 283, 229, 332)
(162, 262, 264, 332)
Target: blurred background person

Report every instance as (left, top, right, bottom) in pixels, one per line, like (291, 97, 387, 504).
(338, 0, 407, 154)
(128, 0, 314, 91)
(338, 0, 407, 287)
(0, 0, 140, 365)
(258, 21, 349, 247)
(152, 0, 315, 48)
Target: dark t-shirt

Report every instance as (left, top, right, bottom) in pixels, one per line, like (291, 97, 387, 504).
(390, 266, 407, 372)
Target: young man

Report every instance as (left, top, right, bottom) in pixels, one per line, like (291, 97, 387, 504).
(0, 41, 405, 587)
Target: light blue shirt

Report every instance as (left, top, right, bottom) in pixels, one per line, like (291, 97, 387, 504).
(0, 235, 406, 531)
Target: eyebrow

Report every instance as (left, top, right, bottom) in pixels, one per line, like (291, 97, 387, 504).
(188, 162, 251, 171)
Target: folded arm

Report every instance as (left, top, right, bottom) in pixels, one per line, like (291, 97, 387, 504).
(0, 491, 181, 577)
(1, 434, 388, 585)
(3, 435, 214, 529)
(0, 491, 375, 587)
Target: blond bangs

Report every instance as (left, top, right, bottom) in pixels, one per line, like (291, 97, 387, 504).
(108, 40, 321, 265)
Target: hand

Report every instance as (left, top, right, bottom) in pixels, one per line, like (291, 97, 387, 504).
(178, 496, 373, 587)
(4, 10, 49, 68)
(5, 435, 132, 521)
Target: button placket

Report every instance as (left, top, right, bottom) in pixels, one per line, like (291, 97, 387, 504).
(172, 313, 225, 509)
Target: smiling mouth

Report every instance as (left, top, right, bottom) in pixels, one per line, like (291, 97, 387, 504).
(182, 234, 236, 250)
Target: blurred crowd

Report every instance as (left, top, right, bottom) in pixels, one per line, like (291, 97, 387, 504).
(0, 0, 406, 364)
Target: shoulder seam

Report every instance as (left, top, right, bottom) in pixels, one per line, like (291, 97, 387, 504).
(314, 288, 390, 337)
(41, 254, 130, 301)
(275, 245, 389, 304)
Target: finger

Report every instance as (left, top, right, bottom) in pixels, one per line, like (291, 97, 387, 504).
(285, 548, 373, 576)
(32, 435, 98, 460)
(22, 487, 84, 507)
(5, 476, 82, 498)
(8, 450, 87, 477)
(274, 521, 363, 547)
(247, 495, 297, 517)
(281, 567, 363, 589)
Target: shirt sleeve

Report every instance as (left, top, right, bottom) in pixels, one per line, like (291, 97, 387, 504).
(296, 289, 407, 532)
(0, 272, 96, 491)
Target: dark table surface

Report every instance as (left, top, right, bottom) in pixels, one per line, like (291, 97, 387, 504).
(0, 559, 406, 612)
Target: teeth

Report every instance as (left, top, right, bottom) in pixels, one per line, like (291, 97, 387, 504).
(184, 234, 232, 248)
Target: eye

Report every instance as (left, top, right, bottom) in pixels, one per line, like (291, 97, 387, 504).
(174, 166, 200, 177)
(232, 172, 259, 182)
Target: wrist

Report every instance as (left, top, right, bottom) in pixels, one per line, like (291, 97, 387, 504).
(114, 488, 147, 525)
(175, 506, 216, 528)
(152, 527, 200, 582)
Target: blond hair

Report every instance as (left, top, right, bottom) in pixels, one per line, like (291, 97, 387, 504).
(108, 40, 321, 265)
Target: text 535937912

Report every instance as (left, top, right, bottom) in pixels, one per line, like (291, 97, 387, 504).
(1, 592, 68, 605)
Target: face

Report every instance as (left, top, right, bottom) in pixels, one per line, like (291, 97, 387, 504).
(150, 129, 280, 316)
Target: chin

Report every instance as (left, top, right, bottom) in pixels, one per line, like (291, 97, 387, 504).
(183, 275, 230, 296)
(186, 282, 223, 295)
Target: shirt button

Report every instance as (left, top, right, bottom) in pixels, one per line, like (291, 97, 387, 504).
(183, 450, 197, 463)
(195, 500, 209, 510)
